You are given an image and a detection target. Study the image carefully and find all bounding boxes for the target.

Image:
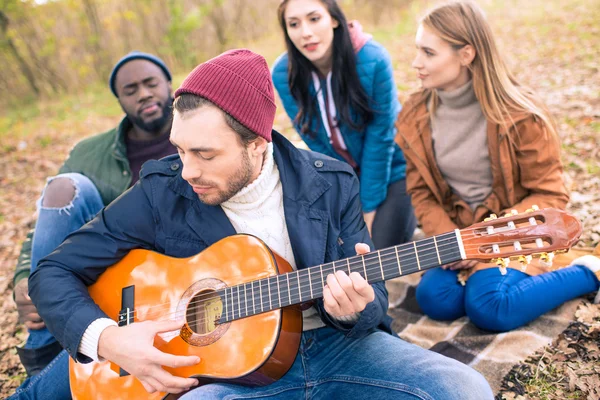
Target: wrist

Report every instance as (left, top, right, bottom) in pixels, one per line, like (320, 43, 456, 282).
(97, 325, 119, 360)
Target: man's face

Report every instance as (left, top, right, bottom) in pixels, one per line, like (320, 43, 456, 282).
(115, 59, 173, 133)
(170, 105, 267, 206)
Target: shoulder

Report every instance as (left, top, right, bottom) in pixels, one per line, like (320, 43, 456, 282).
(356, 40, 391, 66)
(67, 126, 118, 155)
(297, 148, 356, 177)
(271, 52, 289, 82)
(397, 92, 426, 122)
(139, 154, 182, 180)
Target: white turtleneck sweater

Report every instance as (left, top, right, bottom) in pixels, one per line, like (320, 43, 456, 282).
(431, 80, 493, 210)
(221, 143, 327, 331)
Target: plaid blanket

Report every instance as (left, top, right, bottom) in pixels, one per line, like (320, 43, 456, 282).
(386, 248, 597, 393)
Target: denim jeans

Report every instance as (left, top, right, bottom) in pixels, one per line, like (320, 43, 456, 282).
(12, 173, 104, 398)
(181, 327, 493, 400)
(416, 265, 600, 332)
(10, 350, 71, 400)
(25, 173, 104, 351)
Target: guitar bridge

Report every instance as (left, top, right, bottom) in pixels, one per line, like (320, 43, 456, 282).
(117, 285, 135, 377)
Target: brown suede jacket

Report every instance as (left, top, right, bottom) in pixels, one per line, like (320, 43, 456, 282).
(395, 94, 569, 277)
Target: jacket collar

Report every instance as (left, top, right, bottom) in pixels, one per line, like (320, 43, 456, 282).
(112, 116, 131, 162)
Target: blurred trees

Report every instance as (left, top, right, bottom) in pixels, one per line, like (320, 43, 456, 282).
(0, 0, 412, 109)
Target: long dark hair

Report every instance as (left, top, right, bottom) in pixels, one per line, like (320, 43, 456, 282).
(277, 0, 372, 135)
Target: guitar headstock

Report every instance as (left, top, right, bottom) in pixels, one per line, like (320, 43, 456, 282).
(459, 206, 582, 271)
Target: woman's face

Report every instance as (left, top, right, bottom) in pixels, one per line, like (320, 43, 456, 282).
(283, 0, 339, 72)
(412, 24, 471, 91)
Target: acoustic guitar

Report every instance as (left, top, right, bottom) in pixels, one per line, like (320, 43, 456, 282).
(69, 207, 582, 399)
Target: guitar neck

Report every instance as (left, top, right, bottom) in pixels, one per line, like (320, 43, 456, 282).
(219, 231, 464, 323)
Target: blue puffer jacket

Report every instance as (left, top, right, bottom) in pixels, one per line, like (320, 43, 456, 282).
(272, 39, 406, 213)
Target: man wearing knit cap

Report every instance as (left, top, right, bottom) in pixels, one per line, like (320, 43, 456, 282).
(10, 51, 175, 399)
(27, 49, 493, 399)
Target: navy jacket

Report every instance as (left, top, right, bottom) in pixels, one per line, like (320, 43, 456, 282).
(30, 131, 393, 362)
(272, 39, 406, 212)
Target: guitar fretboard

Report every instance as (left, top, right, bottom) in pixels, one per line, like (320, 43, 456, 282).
(217, 231, 463, 323)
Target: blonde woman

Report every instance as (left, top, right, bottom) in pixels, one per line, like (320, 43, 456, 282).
(395, 1, 600, 332)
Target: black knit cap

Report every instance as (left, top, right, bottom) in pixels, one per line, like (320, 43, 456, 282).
(109, 51, 172, 97)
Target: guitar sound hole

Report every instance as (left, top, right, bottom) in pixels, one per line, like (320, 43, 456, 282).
(186, 289, 223, 335)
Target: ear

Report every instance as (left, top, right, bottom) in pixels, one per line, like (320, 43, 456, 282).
(332, 18, 339, 29)
(248, 137, 268, 158)
(459, 44, 476, 66)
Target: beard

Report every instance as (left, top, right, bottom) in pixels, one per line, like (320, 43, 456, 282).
(128, 96, 173, 135)
(192, 149, 254, 206)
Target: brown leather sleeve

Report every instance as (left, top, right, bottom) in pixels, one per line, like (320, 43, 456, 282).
(404, 153, 459, 237)
(502, 118, 569, 213)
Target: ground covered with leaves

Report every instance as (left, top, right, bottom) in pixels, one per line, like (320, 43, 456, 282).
(0, 0, 598, 397)
(498, 296, 600, 400)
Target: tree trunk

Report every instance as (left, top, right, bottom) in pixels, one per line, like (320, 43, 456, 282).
(0, 10, 40, 96)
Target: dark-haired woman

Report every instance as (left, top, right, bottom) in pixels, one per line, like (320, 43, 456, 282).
(272, 0, 416, 250)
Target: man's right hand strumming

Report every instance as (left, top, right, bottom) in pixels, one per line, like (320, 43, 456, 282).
(98, 319, 200, 394)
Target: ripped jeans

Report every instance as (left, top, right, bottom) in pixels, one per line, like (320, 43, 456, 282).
(26, 173, 104, 351)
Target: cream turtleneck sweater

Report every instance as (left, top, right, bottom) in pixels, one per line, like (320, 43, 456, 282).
(221, 143, 326, 331)
(431, 80, 493, 210)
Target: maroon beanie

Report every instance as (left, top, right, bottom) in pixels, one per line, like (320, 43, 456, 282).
(174, 49, 276, 142)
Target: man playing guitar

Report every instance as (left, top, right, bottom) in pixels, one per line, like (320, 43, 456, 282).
(28, 49, 493, 399)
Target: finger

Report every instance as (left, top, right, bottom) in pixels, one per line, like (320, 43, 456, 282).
(322, 285, 341, 316)
(354, 243, 371, 255)
(153, 366, 199, 392)
(141, 380, 157, 394)
(336, 272, 375, 315)
(150, 318, 186, 335)
(144, 376, 165, 393)
(326, 273, 354, 314)
(349, 272, 375, 302)
(150, 348, 200, 369)
(26, 312, 43, 323)
(25, 321, 46, 330)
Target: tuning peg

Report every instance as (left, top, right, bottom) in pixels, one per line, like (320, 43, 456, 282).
(484, 214, 498, 222)
(503, 213, 512, 218)
(494, 257, 510, 275)
(511, 209, 518, 215)
(539, 252, 554, 267)
(532, 205, 539, 211)
(517, 255, 532, 272)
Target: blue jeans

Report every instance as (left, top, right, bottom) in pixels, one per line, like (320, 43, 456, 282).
(10, 329, 492, 400)
(416, 266, 600, 332)
(181, 327, 493, 399)
(12, 173, 103, 399)
(10, 350, 71, 400)
(25, 173, 104, 351)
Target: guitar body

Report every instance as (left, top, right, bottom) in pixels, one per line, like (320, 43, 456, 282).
(69, 235, 303, 400)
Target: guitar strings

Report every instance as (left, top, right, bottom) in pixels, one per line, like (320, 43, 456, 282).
(118, 230, 540, 323)
(119, 233, 461, 319)
(121, 240, 521, 327)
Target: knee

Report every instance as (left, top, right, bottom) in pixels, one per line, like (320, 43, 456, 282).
(416, 272, 465, 321)
(42, 177, 76, 208)
(423, 355, 493, 400)
(448, 366, 494, 400)
(465, 293, 517, 332)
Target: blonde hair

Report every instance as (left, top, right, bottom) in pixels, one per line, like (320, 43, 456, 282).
(414, 1, 556, 137)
